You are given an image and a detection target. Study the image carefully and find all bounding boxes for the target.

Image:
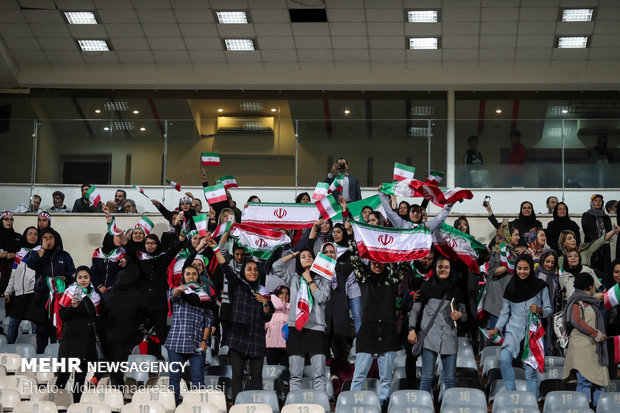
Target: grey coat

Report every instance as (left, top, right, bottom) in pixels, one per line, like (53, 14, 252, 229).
(484, 252, 513, 317)
(378, 193, 452, 232)
(495, 287, 552, 359)
(272, 259, 331, 332)
(409, 297, 467, 355)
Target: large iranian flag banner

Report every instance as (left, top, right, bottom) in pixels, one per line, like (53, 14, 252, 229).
(332, 194, 382, 222)
(350, 220, 432, 263)
(241, 202, 318, 230)
(433, 223, 486, 273)
(230, 223, 291, 259)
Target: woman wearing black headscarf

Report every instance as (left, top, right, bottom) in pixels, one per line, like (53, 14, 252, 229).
(488, 255, 551, 397)
(510, 201, 542, 246)
(547, 202, 581, 253)
(408, 256, 466, 394)
(91, 233, 127, 294)
(36, 211, 52, 235)
(582, 194, 613, 277)
(0, 212, 21, 295)
(4, 226, 39, 343)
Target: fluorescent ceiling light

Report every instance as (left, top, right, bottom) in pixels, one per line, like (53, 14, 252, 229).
(409, 37, 438, 50)
(240, 102, 263, 111)
(557, 36, 589, 48)
(216, 11, 248, 24)
(224, 39, 255, 51)
(562, 9, 593, 22)
(408, 10, 438, 23)
(77, 40, 109, 51)
(64, 11, 98, 24)
(103, 101, 129, 111)
(410, 105, 435, 116)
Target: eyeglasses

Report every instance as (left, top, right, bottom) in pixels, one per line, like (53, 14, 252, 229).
(145, 241, 157, 245)
(2, 218, 14, 221)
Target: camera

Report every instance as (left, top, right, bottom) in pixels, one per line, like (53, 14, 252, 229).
(482, 195, 491, 207)
(337, 163, 346, 170)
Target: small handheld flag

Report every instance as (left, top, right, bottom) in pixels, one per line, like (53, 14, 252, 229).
(604, 284, 620, 310)
(310, 253, 337, 281)
(193, 214, 208, 237)
(166, 180, 182, 192)
(393, 162, 415, 181)
(425, 171, 445, 185)
(201, 152, 220, 166)
(315, 195, 341, 220)
(478, 327, 504, 345)
(86, 185, 102, 207)
(212, 221, 231, 238)
(312, 182, 329, 201)
(217, 175, 238, 189)
(132, 184, 150, 199)
(203, 183, 227, 205)
(107, 218, 123, 236)
(328, 175, 344, 194)
(135, 216, 154, 235)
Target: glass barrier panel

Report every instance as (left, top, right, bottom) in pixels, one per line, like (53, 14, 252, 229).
(0, 119, 35, 184)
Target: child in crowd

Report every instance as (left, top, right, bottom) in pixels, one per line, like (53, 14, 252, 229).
(265, 285, 290, 366)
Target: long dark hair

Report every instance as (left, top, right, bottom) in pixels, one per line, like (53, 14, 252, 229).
(295, 249, 316, 276)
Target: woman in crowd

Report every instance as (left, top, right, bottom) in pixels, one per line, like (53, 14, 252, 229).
(56, 266, 101, 402)
(535, 249, 560, 355)
(0, 211, 21, 295)
(37, 211, 51, 234)
(265, 285, 290, 366)
(484, 223, 525, 328)
(244, 195, 261, 209)
(272, 249, 330, 392)
(560, 250, 603, 300)
(3, 226, 39, 343)
(295, 192, 311, 204)
(307, 218, 333, 256)
(547, 202, 581, 253)
(489, 255, 551, 397)
(165, 265, 213, 403)
(396, 200, 411, 221)
(26, 228, 75, 353)
(582, 194, 613, 276)
(213, 242, 273, 401)
(510, 201, 543, 246)
(524, 227, 547, 265)
(361, 206, 373, 223)
(605, 259, 620, 379)
(454, 216, 470, 234)
(563, 273, 609, 409)
(408, 256, 466, 395)
(557, 227, 618, 272)
(379, 191, 452, 231)
(91, 232, 127, 294)
(367, 211, 387, 227)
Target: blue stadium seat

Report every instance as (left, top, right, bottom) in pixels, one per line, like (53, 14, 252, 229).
(596, 392, 620, 413)
(336, 391, 381, 409)
(492, 390, 538, 413)
(543, 391, 589, 413)
(235, 390, 280, 413)
(285, 390, 331, 413)
(388, 390, 433, 413)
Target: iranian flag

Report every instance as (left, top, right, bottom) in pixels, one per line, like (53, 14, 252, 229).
(433, 223, 486, 273)
(241, 203, 317, 230)
(393, 162, 415, 181)
(476, 285, 487, 319)
(136, 216, 154, 235)
(202, 183, 227, 205)
(612, 336, 620, 364)
(328, 175, 344, 194)
(333, 195, 382, 222)
(86, 185, 102, 207)
(217, 175, 238, 189)
(380, 180, 416, 197)
(408, 180, 473, 207)
(201, 152, 220, 166)
(312, 182, 329, 200)
(310, 253, 337, 281)
(604, 284, 620, 310)
(230, 223, 291, 259)
(193, 214, 208, 237)
(478, 327, 504, 345)
(212, 221, 231, 238)
(132, 184, 150, 199)
(350, 220, 432, 263)
(425, 171, 445, 185)
(295, 278, 313, 331)
(315, 195, 341, 220)
(184, 282, 211, 302)
(522, 312, 546, 373)
(500, 242, 515, 273)
(107, 218, 123, 236)
(166, 180, 182, 192)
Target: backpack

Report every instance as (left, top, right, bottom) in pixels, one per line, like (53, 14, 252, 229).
(553, 301, 584, 349)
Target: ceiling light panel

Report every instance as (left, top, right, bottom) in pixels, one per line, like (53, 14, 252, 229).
(240, 102, 263, 111)
(77, 40, 109, 51)
(407, 10, 438, 23)
(64, 11, 98, 24)
(216, 11, 248, 24)
(409, 38, 439, 50)
(561, 9, 594, 22)
(557, 36, 589, 48)
(224, 39, 255, 51)
(103, 101, 129, 111)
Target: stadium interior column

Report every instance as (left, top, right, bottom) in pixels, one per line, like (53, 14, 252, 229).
(447, 90, 456, 187)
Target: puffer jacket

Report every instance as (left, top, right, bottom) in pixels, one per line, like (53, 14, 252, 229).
(265, 294, 290, 349)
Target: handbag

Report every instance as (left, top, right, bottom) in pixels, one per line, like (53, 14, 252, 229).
(411, 293, 449, 357)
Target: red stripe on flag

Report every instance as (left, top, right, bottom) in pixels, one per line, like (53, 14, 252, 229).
(356, 242, 430, 263)
(312, 264, 333, 277)
(615, 336, 620, 364)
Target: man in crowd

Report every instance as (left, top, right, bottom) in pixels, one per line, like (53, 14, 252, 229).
(121, 199, 138, 213)
(114, 190, 127, 212)
(544, 196, 558, 214)
(72, 184, 102, 213)
(464, 135, 483, 165)
(325, 157, 362, 202)
(13, 195, 42, 213)
(48, 191, 69, 213)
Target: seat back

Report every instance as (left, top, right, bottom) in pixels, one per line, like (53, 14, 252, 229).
(0, 352, 22, 373)
(176, 402, 221, 413)
(441, 388, 486, 410)
(235, 391, 280, 413)
(543, 391, 589, 413)
(0, 388, 22, 410)
(335, 404, 381, 413)
(66, 403, 113, 413)
(181, 390, 227, 413)
(442, 407, 485, 413)
(492, 391, 538, 413)
(597, 392, 620, 413)
(31, 389, 74, 410)
(14, 401, 58, 413)
(132, 389, 176, 413)
(388, 390, 433, 411)
(120, 402, 166, 413)
(336, 391, 381, 409)
(281, 404, 324, 413)
(482, 356, 500, 377)
(81, 389, 125, 412)
(480, 347, 500, 366)
(43, 343, 60, 358)
(263, 365, 287, 380)
(544, 357, 564, 368)
(285, 390, 331, 413)
(0, 374, 37, 398)
(229, 404, 273, 413)
(2, 344, 36, 359)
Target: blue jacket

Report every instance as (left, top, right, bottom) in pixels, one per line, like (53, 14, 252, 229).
(495, 287, 552, 359)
